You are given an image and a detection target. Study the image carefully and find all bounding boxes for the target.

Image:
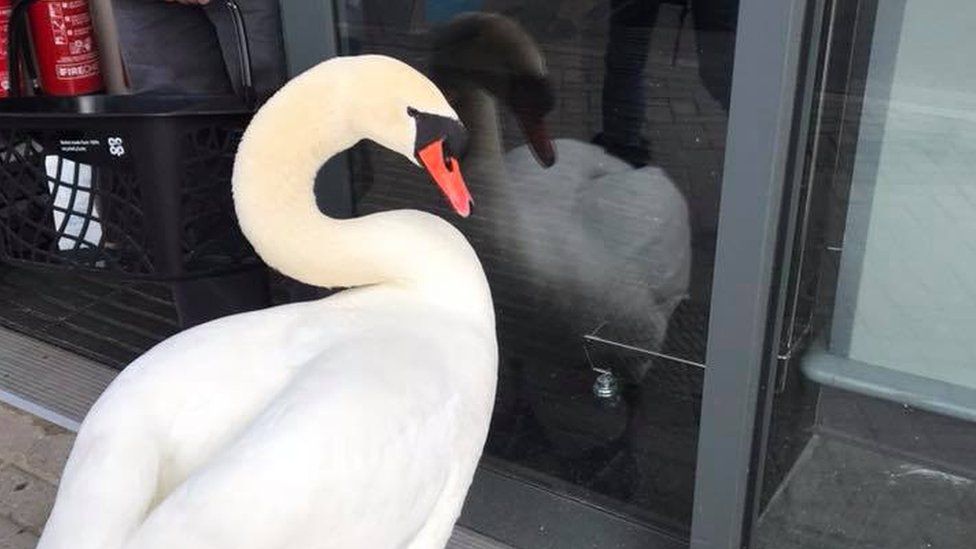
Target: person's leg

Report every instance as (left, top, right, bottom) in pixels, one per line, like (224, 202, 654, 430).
(205, 0, 289, 102)
(690, 0, 737, 110)
(113, 0, 232, 94)
(599, 0, 662, 165)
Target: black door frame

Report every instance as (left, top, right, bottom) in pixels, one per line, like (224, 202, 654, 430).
(689, 0, 829, 546)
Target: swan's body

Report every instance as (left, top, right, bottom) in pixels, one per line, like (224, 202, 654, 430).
(501, 139, 690, 350)
(433, 17, 691, 357)
(39, 55, 497, 549)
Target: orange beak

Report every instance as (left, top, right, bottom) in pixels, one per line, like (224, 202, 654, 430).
(416, 138, 472, 217)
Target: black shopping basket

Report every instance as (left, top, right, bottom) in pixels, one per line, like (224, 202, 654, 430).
(0, 0, 260, 281)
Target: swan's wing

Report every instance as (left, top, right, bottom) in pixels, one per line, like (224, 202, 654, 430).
(577, 166, 691, 290)
(124, 330, 487, 549)
(505, 139, 633, 183)
(37, 401, 162, 549)
(38, 303, 321, 549)
(573, 167, 693, 346)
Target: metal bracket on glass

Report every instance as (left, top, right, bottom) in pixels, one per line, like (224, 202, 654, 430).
(776, 322, 813, 392)
(583, 320, 705, 402)
(775, 240, 843, 393)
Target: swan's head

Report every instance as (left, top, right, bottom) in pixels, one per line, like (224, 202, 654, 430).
(328, 56, 472, 216)
(430, 13, 556, 167)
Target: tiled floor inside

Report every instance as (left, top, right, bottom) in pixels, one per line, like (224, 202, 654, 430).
(754, 434, 976, 549)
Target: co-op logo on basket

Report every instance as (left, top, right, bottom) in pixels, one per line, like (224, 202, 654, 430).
(107, 137, 126, 157)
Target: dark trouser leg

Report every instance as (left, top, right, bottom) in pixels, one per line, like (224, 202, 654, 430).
(113, 0, 232, 94)
(690, 0, 738, 110)
(204, 0, 288, 102)
(602, 0, 661, 149)
(114, 0, 286, 99)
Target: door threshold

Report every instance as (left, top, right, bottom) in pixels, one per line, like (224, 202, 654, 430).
(0, 325, 116, 431)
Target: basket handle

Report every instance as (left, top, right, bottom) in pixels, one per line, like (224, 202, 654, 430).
(223, 0, 255, 108)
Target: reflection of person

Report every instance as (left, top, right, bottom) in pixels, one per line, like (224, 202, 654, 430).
(113, 0, 287, 101)
(596, 0, 738, 166)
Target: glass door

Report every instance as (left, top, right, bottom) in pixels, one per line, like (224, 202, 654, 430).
(736, 0, 976, 547)
(277, 0, 749, 546)
(279, 0, 860, 546)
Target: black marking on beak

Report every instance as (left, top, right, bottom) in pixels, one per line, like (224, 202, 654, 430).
(408, 107, 469, 160)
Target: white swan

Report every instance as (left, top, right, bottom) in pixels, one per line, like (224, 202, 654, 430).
(431, 13, 691, 363)
(38, 55, 497, 549)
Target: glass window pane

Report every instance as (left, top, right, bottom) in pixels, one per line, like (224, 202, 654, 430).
(755, 0, 976, 547)
(330, 0, 738, 532)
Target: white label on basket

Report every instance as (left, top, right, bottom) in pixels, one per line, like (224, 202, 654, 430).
(58, 138, 100, 152)
(44, 156, 103, 251)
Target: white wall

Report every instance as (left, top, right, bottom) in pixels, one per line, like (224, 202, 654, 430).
(832, 0, 976, 389)
(880, 0, 976, 120)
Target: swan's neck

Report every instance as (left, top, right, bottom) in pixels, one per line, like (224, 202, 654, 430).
(453, 82, 520, 231)
(459, 85, 509, 177)
(232, 70, 492, 320)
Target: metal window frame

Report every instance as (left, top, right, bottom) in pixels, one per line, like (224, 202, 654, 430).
(689, 0, 816, 547)
(278, 1, 819, 548)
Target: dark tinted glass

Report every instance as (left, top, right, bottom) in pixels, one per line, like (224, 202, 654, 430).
(335, 0, 739, 529)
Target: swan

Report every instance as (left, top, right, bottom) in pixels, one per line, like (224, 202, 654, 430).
(37, 55, 497, 549)
(430, 13, 691, 370)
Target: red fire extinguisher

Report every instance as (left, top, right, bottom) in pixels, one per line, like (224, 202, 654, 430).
(1, 0, 103, 98)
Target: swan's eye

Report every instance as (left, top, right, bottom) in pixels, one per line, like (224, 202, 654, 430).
(444, 124, 468, 161)
(442, 141, 456, 172)
(408, 108, 468, 161)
